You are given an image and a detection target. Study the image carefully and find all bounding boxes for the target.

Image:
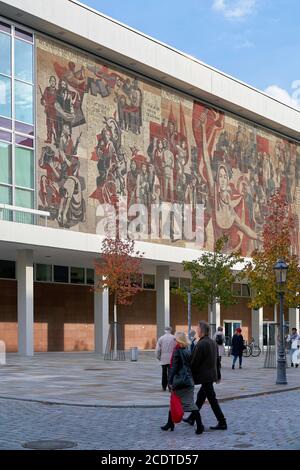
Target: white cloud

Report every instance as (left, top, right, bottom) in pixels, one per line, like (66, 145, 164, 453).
(235, 39, 254, 49)
(264, 84, 300, 110)
(212, 0, 256, 19)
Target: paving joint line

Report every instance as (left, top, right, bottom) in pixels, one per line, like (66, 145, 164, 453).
(0, 385, 299, 409)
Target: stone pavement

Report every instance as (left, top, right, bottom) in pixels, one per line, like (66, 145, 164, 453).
(0, 390, 299, 450)
(0, 351, 299, 407)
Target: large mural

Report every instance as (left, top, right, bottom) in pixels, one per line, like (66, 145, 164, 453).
(36, 36, 300, 256)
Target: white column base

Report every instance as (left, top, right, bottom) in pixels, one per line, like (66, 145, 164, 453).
(288, 308, 300, 333)
(17, 249, 34, 356)
(156, 265, 170, 338)
(251, 307, 263, 350)
(94, 278, 109, 355)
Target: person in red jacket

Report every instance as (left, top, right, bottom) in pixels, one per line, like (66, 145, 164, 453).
(40, 75, 58, 144)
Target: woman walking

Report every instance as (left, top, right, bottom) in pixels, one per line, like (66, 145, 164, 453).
(231, 327, 244, 369)
(161, 332, 204, 435)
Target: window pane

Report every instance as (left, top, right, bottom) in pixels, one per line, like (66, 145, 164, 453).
(86, 268, 94, 285)
(0, 22, 11, 34)
(15, 121, 34, 135)
(36, 264, 52, 282)
(241, 284, 250, 297)
(14, 39, 33, 82)
(15, 134, 34, 147)
(0, 116, 12, 129)
(14, 81, 33, 124)
(170, 277, 179, 289)
(0, 75, 11, 118)
(0, 260, 15, 279)
(180, 278, 191, 290)
(15, 146, 34, 188)
(232, 283, 241, 296)
(0, 185, 12, 220)
(143, 274, 155, 289)
(0, 184, 12, 204)
(0, 130, 11, 142)
(0, 33, 11, 75)
(54, 265, 69, 283)
(71, 267, 85, 284)
(15, 28, 33, 42)
(0, 142, 12, 184)
(15, 188, 33, 208)
(15, 188, 33, 223)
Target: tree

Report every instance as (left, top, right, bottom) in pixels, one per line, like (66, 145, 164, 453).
(175, 235, 242, 334)
(94, 237, 144, 357)
(244, 191, 300, 309)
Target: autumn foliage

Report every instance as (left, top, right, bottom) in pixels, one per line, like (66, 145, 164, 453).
(245, 191, 300, 308)
(94, 237, 144, 307)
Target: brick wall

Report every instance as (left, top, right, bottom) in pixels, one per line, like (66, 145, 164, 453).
(0, 280, 255, 351)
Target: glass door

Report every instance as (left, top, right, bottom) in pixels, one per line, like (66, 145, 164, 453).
(224, 321, 241, 346)
(263, 323, 276, 347)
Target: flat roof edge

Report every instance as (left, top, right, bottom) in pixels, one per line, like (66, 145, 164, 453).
(1, 0, 299, 141)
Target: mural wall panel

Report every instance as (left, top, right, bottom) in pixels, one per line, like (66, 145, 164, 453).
(36, 36, 300, 256)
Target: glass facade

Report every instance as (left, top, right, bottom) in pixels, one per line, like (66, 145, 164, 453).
(0, 19, 34, 216)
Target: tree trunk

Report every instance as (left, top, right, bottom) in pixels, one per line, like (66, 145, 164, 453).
(209, 302, 214, 338)
(113, 294, 117, 360)
(187, 292, 192, 339)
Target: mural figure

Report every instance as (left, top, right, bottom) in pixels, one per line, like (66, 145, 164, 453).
(40, 75, 58, 144)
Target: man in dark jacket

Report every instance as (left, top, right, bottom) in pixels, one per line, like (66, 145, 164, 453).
(184, 320, 227, 430)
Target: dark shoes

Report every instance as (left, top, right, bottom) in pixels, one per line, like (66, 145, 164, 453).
(191, 410, 204, 435)
(232, 365, 235, 370)
(210, 421, 227, 431)
(296, 364, 299, 368)
(161, 411, 174, 431)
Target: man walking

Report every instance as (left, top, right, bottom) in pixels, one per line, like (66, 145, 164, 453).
(155, 326, 176, 391)
(286, 328, 300, 368)
(184, 320, 227, 430)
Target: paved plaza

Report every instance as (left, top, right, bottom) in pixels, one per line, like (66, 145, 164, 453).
(0, 352, 299, 407)
(0, 352, 299, 450)
(0, 390, 299, 450)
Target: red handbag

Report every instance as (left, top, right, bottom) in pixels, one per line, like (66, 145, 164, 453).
(170, 391, 184, 423)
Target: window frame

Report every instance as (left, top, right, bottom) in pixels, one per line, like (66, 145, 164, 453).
(0, 17, 35, 215)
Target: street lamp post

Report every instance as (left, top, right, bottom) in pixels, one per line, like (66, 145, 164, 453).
(274, 259, 288, 385)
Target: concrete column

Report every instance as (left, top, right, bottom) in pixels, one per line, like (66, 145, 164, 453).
(94, 277, 109, 354)
(208, 299, 220, 337)
(288, 308, 300, 333)
(156, 265, 170, 338)
(17, 249, 34, 356)
(251, 307, 263, 349)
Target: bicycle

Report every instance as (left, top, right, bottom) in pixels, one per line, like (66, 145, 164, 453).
(243, 337, 261, 357)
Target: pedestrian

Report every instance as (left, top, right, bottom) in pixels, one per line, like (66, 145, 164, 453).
(231, 327, 245, 369)
(155, 326, 176, 391)
(189, 329, 197, 353)
(184, 320, 227, 431)
(213, 326, 225, 366)
(286, 328, 300, 368)
(161, 332, 203, 434)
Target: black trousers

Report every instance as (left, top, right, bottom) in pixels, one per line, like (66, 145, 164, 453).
(161, 364, 170, 390)
(196, 382, 226, 424)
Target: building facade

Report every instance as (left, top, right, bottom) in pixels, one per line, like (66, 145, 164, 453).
(0, 0, 299, 355)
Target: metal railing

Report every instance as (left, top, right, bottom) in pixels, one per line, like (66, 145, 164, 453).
(0, 204, 50, 227)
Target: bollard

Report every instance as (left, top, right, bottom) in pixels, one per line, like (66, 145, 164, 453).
(130, 347, 138, 362)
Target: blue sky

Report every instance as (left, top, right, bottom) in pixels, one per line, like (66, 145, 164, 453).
(80, 0, 300, 109)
